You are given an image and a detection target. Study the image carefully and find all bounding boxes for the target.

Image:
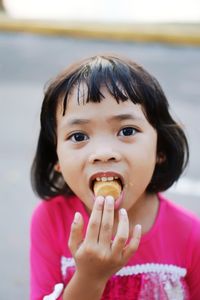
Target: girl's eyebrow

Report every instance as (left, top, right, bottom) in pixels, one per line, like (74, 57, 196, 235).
(61, 113, 145, 128)
(59, 118, 91, 130)
(110, 113, 145, 122)
(63, 118, 91, 126)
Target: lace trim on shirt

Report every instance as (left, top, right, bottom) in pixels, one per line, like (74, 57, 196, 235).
(43, 283, 64, 300)
(116, 263, 187, 277)
(61, 256, 75, 277)
(61, 256, 187, 278)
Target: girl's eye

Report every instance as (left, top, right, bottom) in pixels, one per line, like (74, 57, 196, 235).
(118, 127, 137, 137)
(69, 132, 88, 143)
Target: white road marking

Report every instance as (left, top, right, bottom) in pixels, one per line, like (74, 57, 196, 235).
(168, 178, 200, 197)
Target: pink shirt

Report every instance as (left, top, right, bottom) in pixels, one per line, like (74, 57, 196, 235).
(30, 194, 200, 300)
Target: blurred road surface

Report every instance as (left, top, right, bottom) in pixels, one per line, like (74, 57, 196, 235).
(0, 32, 200, 299)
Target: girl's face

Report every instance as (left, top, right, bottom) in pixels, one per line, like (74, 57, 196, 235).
(56, 86, 158, 213)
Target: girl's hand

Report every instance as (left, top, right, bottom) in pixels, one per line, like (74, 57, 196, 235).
(68, 195, 141, 284)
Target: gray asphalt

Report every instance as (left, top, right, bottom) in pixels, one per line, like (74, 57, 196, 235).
(0, 32, 200, 299)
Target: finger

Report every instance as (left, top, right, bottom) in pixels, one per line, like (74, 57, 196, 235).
(111, 208, 129, 255)
(84, 196, 104, 243)
(68, 212, 84, 256)
(98, 196, 114, 246)
(123, 224, 142, 260)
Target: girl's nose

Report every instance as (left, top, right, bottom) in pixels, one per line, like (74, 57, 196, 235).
(88, 147, 121, 164)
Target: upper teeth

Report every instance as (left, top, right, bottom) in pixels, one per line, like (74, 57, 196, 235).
(96, 176, 119, 182)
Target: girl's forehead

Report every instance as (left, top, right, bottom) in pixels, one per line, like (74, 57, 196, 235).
(56, 86, 148, 125)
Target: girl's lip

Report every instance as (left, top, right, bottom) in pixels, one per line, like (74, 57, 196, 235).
(89, 171, 125, 190)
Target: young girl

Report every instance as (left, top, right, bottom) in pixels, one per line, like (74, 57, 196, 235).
(30, 54, 200, 300)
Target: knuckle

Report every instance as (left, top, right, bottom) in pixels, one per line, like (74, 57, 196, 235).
(98, 251, 110, 263)
(125, 244, 138, 257)
(68, 238, 74, 252)
(117, 235, 127, 246)
(84, 245, 96, 256)
(70, 219, 80, 232)
(67, 240, 72, 249)
(89, 220, 99, 230)
(109, 256, 119, 265)
(130, 240, 139, 252)
(70, 223, 77, 232)
(105, 205, 113, 212)
(102, 222, 112, 232)
(83, 246, 109, 262)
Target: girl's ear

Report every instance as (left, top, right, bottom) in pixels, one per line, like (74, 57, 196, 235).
(54, 163, 61, 173)
(156, 152, 166, 165)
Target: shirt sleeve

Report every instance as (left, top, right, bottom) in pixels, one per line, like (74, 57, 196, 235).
(30, 202, 64, 300)
(186, 217, 200, 300)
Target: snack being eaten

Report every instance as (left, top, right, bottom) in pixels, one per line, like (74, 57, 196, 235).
(93, 180, 121, 199)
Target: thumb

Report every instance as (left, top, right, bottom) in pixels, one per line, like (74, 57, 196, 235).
(68, 212, 84, 256)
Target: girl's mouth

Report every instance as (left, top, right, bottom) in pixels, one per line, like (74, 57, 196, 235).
(90, 173, 125, 209)
(93, 178, 122, 199)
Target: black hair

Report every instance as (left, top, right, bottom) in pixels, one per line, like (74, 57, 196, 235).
(31, 54, 189, 199)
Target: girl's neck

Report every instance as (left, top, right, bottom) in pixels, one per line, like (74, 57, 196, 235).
(112, 193, 159, 237)
(128, 193, 159, 236)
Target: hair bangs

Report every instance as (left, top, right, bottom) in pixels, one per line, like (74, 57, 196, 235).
(61, 56, 143, 116)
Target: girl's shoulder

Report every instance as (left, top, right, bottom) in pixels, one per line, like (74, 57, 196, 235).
(141, 193, 200, 246)
(30, 195, 88, 233)
(159, 193, 200, 240)
(160, 193, 200, 225)
(32, 194, 84, 216)
(30, 195, 89, 254)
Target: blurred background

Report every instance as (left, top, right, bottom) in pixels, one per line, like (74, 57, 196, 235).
(0, 1, 200, 299)
(1, 0, 200, 22)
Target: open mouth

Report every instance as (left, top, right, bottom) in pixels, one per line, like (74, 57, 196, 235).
(91, 175, 124, 200)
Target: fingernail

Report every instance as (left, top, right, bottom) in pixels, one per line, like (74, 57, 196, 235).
(135, 224, 142, 236)
(120, 208, 127, 216)
(106, 196, 114, 206)
(74, 212, 80, 224)
(96, 196, 104, 206)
